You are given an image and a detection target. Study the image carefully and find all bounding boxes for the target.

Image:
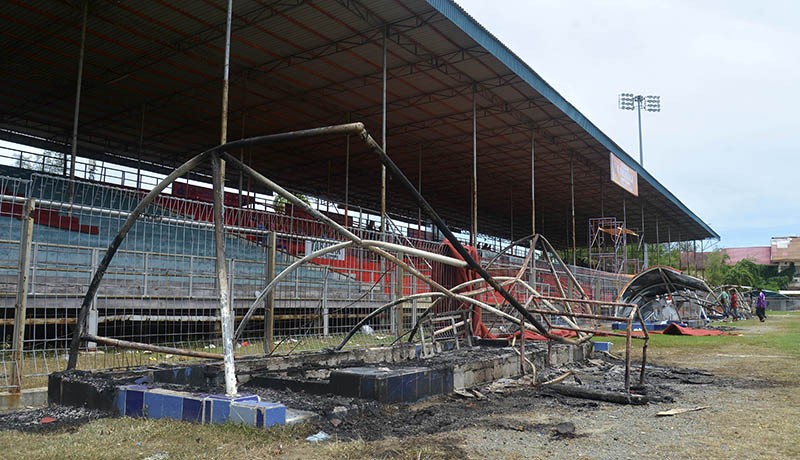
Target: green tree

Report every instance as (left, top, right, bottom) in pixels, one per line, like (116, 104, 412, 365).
(272, 193, 310, 214)
(19, 151, 65, 174)
(703, 249, 730, 286)
(722, 259, 760, 287)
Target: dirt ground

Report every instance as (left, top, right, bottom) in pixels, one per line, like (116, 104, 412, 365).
(1, 318, 798, 459)
(277, 319, 800, 459)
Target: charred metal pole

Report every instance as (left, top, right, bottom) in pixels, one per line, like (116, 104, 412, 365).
(68, 125, 364, 370)
(85, 334, 223, 360)
(68, 0, 89, 186)
(380, 25, 388, 299)
(215, 0, 237, 396)
(212, 153, 237, 395)
(220, 0, 233, 145)
(10, 199, 34, 392)
(67, 152, 212, 369)
(345, 131, 350, 224)
(380, 25, 388, 241)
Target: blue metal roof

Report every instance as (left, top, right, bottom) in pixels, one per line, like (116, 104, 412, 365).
(428, 0, 718, 239)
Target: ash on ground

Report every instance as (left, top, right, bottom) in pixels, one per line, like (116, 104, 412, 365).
(0, 352, 722, 438)
(243, 353, 718, 442)
(0, 406, 106, 433)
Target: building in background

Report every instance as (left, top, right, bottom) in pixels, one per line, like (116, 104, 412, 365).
(770, 237, 800, 289)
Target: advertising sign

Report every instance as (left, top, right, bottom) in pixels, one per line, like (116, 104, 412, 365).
(610, 152, 639, 196)
(305, 239, 346, 260)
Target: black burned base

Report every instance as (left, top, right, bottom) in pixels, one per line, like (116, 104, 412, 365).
(48, 341, 592, 411)
(329, 366, 454, 403)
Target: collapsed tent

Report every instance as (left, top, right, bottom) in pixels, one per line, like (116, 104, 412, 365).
(615, 266, 718, 325)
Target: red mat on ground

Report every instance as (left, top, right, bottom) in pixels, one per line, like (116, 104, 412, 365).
(661, 323, 730, 336)
(501, 329, 577, 341)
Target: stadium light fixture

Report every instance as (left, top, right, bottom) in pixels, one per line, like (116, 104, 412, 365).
(618, 93, 661, 166)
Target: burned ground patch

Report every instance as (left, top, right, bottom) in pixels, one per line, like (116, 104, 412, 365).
(0, 406, 107, 433)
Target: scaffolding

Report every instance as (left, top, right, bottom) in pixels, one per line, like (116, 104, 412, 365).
(588, 217, 642, 275)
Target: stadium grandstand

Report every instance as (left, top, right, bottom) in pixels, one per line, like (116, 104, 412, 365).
(0, 0, 717, 393)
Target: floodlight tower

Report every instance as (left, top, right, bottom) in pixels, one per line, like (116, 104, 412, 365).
(618, 93, 661, 166)
(618, 93, 660, 271)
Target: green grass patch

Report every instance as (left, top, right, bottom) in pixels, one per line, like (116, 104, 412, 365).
(605, 310, 800, 354)
(603, 311, 800, 383)
(0, 417, 316, 460)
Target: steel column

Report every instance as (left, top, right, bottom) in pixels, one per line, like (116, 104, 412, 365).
(529, 131, 535, 284)
(212, 153, 237, 396)
(642, 201, 648, 268)
(263, 231, 276, 354)
(570, 154, 576, 266)
(380, 25, 388, 240)
(471, 85, 477, 247)
(137, 104, 145, 189)
(655, 216, 660, 265)
(68, 0, 89, 182)
(10, 199, 35, 392)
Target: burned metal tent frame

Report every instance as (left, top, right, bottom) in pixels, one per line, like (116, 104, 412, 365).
(65, 122, 650, 395)
(1, 0, 717, 249)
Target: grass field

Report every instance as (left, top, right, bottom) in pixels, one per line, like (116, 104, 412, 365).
(1, 311, 798, 459)
(605, 310, 800, 383)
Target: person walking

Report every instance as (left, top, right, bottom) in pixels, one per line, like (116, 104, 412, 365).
(730, 290, 739, 321)
(719, 289, 731, 321)
(756, 288, 767, 322)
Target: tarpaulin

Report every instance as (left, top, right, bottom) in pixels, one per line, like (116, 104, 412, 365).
(501, 328, 577, 341)
(661, 323, 731, 336)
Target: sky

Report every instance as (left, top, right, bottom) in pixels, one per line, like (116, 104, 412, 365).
(456, 0, 800, 248)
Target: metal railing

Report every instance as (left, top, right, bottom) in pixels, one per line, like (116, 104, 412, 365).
(0, 170, 630, 391)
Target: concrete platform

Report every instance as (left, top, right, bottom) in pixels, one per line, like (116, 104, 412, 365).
(45, 341, 592, 426)
(0, 387, 49, 413)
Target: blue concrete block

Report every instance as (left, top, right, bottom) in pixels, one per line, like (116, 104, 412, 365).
(331, 367, 438, 403)
(229, 403, 256, 426)
(443, 370, 454, 392)
(593, 341, 613, 352)
(144, 389, 184, 420)
(229, 400, 286, 428)
(182, 394, 205, 423)
(386, 375, 403, 403)
(417, 370, 431, 398)
(332, 371, 360, 398)
(360, 373, 375, 399)
(402, 374, 418, 403)
(376, 377, 388, 403)
(143, 391, 164, 418)
(114, 388, 126, 416)
(203, 394, 259, 424)
(261, 402, 286, 427)
(121, 385, 149, 417)
(430, 369, 443, 395)
(255, 406, 264, 428)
